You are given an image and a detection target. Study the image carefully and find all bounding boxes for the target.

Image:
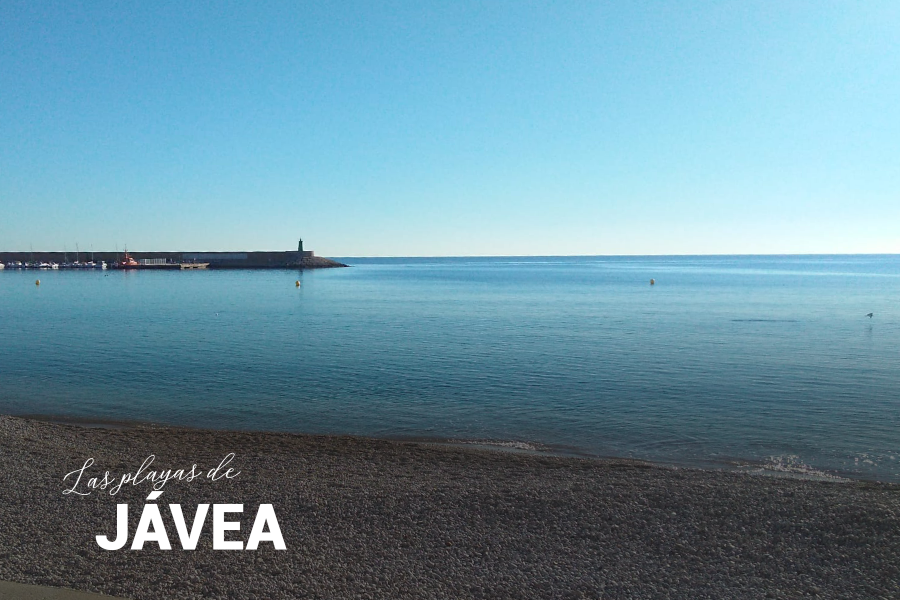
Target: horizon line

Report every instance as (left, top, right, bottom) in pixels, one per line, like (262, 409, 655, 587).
(2, 250, 899, 258)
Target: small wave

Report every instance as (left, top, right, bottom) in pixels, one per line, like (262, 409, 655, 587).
(740, 455, 849, 482)
(452, 439, 545, 452)
(731, 319, 799, 323)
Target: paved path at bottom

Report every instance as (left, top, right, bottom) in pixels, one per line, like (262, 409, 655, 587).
(0, 581, 130, 600)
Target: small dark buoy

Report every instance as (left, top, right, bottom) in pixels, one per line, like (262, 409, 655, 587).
(35, 279, 40, 286)
(866, 312, 873, 318)
(650, 278, 655, 285)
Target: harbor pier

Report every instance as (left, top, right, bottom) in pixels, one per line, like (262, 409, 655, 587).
(0, 241, 347, 270)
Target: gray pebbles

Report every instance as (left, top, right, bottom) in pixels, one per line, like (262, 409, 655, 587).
(0, 415, 897, 599)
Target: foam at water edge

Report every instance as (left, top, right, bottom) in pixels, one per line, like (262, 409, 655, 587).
(739, 454, 850, 483)
(452, 439, 545, 452)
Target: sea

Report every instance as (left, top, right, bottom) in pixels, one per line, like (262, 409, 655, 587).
(1, 255, 898, 482)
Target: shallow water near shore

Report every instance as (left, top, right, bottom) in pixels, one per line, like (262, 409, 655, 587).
(1, 255, 898, 481)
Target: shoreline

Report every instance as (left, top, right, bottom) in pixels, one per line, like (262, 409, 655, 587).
(1, 414, 898, 599)
(17, 411, 870, 485)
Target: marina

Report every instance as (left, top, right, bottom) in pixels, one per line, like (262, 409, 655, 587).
(3, 260, 108, 270)
(0, 240, 347, 270)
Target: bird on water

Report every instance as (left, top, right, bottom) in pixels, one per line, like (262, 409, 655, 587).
(866, 313, 874, 318)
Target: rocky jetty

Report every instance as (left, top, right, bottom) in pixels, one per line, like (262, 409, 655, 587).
(290, 256, 347, 269)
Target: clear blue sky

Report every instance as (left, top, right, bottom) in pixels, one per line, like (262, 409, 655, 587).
(1, 1, 898, 256)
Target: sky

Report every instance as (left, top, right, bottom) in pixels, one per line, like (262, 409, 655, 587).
(1, 1, 898, 256)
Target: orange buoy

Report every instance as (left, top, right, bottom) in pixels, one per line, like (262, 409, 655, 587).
(35, 279, 40, 286)
(295, 280, 301, 287)
(650, 278, 655, 285)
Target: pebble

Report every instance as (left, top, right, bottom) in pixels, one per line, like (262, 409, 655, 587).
(0, 415, 897, 599)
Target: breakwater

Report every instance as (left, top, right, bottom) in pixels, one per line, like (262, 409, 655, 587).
(0, 250, 347, 269)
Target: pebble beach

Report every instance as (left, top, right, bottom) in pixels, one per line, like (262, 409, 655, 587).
(0, 415, 897, 600)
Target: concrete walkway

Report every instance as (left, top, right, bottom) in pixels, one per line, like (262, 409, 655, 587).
(0, 581, 129, 600)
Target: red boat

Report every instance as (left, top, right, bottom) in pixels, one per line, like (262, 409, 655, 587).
(117, 249, 140, 269)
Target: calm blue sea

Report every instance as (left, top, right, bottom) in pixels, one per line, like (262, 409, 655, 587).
(1, 256, 898, 481)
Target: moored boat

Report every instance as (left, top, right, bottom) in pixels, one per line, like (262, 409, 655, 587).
(117, 250, 140, 269)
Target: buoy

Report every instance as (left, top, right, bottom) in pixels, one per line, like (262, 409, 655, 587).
(295, 280, 301, 287)
(650, 278, 655, 285)
(35, 279, 40, 286)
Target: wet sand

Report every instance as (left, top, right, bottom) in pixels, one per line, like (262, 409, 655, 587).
(0, 415, 897, 599)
